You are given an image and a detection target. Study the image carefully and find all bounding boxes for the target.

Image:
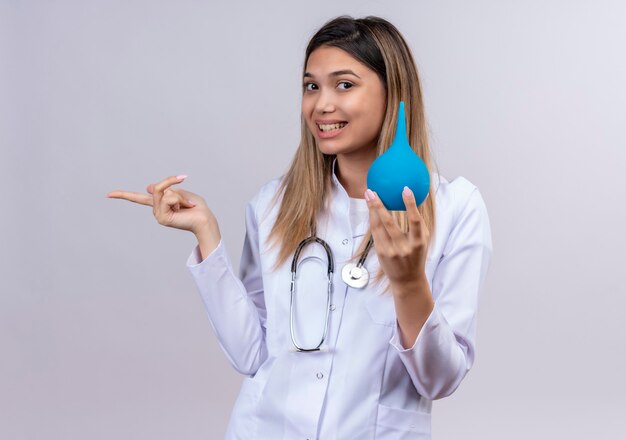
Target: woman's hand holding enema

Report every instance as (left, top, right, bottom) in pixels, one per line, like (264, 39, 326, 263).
(365, 186, 429, 287)
(107, 175, 221, 257)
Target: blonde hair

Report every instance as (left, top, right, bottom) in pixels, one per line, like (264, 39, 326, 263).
(266, 16, 438, 290)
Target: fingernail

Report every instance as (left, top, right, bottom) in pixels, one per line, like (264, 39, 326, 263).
(403, 186, 413, 198)
(365, 189, 375, 202)
(188, 199, 196, 206)
(176, 174, 188, 180)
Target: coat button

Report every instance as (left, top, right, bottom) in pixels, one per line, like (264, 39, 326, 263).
(316, 372, 324, 379)
(329, 304, 336, 311)
(342, 238, 349, 245)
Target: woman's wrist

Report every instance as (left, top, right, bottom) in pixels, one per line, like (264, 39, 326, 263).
(193, 224, 221, 261)
(390, 274, 430, 299)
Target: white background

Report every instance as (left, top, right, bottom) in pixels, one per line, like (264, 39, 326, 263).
(1, 0, 624, 438)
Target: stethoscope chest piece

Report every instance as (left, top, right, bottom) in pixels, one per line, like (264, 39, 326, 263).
(342, 263, 369, 289)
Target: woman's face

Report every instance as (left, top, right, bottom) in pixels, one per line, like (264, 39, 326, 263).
(302, 46, 387, 157)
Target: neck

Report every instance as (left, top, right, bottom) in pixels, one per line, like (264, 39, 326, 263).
(334, 150, 377, 199)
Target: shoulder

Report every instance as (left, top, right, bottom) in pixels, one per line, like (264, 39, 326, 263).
(433, 173, 487, 219)
(430, 173, 491, 252)
(253, 175, 285, 202)
(246, 174, 287, 223)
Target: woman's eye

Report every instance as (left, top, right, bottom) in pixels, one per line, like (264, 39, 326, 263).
(304, 83, 318, 91)
(338, 81, 353, 90)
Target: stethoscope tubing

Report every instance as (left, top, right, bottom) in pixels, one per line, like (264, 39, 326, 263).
(289, 235, 374, 352)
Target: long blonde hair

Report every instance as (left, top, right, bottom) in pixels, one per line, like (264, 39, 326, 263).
(267, 16, 438, 289)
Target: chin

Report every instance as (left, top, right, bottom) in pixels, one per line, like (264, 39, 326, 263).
(317, 144, 348, 156)
(318, 143, 367, 158)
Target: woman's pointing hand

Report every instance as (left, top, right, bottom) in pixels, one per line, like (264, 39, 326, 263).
(107, 175, 220, 239)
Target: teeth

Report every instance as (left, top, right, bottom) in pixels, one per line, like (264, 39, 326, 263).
(318, 122, 347, 132)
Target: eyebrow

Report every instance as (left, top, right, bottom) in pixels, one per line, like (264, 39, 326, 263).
(303, 69, 361, 79)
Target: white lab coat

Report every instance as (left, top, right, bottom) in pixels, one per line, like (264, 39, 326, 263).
(186, 159, 492, 439)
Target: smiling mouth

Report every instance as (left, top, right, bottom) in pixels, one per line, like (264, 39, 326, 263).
(317, 122, 348, 132)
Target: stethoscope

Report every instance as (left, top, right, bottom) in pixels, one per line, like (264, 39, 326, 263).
(289, 234, 374, 352)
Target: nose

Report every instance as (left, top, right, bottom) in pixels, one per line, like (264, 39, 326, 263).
(314, 89, 336, 114)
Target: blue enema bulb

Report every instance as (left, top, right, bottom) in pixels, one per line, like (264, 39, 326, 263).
(366, 101, 430, 211)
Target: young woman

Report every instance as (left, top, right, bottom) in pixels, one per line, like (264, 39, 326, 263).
(109, 15, 492, 440)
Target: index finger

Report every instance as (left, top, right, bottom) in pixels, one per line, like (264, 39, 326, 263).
(366, 189, 404, 241)
(107, 190, 153, 206)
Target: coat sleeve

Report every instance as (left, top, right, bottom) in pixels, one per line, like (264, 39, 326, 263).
(389, 183, 493, 400)
(186, 192, 267, 376)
